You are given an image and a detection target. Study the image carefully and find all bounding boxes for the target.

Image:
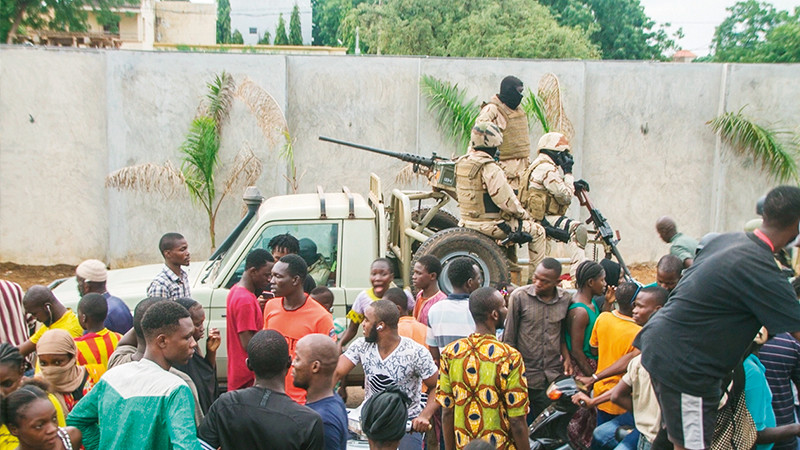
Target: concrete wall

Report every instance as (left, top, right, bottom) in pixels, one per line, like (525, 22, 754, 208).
(0, 46, 796, 267)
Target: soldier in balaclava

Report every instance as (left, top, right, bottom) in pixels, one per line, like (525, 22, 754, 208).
(519, 132, 589, 280)
(455, 122, 546, 277)
(475, 76, 531, 190)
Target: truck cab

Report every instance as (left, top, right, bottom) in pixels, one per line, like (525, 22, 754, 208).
(53, 183, 386, 383)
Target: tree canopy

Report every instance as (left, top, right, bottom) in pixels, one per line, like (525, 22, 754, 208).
(311, 0, 683, 59)
(708, 0, 800, 62)
(338, 0, 599, 59)
(289, 4, 303, 45)
(274, 13, 289, 45)
(2, 0, 130, 43)
(539, 0, 681, 60)
(216, 0, 231, 44)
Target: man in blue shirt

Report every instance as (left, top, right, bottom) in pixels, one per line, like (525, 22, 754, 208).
(76, 259, 133, 334)
(293, 333, 348, 450)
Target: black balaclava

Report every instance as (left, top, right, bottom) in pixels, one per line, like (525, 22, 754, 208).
(498, 75, 524, 110)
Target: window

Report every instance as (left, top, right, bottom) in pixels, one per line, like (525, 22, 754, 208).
(226, 222, 339, 288)
(249, 27, 257, 34)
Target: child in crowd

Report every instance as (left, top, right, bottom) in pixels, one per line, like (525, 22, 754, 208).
(411, 255, 447, 327)
(338, 258, 413, 349)
(310, 287, 346, 340)
(74, 293, 121, 379)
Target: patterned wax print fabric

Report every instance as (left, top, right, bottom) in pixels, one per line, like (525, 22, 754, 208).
(437, 333, 529, 449)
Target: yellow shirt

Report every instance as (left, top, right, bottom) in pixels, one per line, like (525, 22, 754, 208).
(0, 393, 65, 450)
(589, 310, 641, 415)
(30, 309, 83, 343)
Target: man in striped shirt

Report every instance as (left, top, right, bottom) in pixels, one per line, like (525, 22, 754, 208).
(760, 332, 800, 450)
(75, 293, 122, 377)
(0, 279, 28, 346)
(426, 257, 480, 364)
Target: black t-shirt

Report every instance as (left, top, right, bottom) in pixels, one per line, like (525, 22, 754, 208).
(303, 275, 317, 294)
(197, 386, 324, 449)
(173, 350, 219, 415)
(635, 232, 800, 396)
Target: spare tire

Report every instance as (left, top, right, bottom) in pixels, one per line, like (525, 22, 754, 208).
(412, 227, 510, 294)
(410, 207, 459, 233)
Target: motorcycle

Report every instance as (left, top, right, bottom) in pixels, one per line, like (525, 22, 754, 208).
(529, 377, 589, 450)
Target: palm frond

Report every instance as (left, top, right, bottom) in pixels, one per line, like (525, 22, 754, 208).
(420, 74, 480, 153)
(220, 143, 264, 198)
(521, 87, 549, 133)
(201, 71, 236, 132)
(105, 161, 185, 197)
(236, 77, 289, 147)
(395, 163, 417, 185)
(538, 73, 575, 142)
(708, 108, 800, 182)
(180, 116, 220, 213)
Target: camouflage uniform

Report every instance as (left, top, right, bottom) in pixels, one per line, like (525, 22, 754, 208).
(456, 124, 546, 274)
(520, 133, 587, 279)
(476, 95, 531, 190)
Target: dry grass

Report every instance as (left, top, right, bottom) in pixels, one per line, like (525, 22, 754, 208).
(538, 73, 575, 142)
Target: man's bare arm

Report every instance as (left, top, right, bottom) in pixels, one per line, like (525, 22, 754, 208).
(332, 354, 356, 389)
(509, 415, 531, 450)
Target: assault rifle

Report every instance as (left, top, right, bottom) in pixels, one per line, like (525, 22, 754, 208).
(574, 184, 633, 281)
(318, 136, 457, 191)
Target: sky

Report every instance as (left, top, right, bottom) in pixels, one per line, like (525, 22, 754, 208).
(640, 0, 799, 56)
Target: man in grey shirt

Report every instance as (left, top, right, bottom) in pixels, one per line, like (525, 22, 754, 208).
(503, 257, 572, 422)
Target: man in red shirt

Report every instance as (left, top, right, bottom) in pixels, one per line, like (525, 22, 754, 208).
(226, 249, 273, 391)
(263, 254, 335, 404)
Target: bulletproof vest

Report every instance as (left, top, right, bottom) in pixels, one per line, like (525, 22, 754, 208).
(488, 97, 531, 161)
(455, 153, 502, 220)
(519, 153, 568, 221)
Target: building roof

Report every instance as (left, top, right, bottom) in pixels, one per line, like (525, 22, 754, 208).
(673, 50, 697, 58)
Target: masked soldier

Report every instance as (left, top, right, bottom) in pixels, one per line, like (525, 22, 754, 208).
(519, 132, 589, 279)
(476, 75, 530, 190)
(456, 121, 547, 276)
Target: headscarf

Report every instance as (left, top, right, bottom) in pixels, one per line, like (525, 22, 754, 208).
(600, 259, 621, 287)
(36, 329, 86, 395)
(361, 385, 409, 443)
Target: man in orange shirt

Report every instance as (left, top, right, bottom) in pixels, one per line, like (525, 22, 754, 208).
(386, 288, 427, 347)
(263, 254, 335, 404)
(74, 293, 122, 377)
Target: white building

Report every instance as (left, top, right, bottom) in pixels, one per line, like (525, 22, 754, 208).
(230, 0, 312, 45)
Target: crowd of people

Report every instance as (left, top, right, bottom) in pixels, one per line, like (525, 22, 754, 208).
(2, 76, 800, 450)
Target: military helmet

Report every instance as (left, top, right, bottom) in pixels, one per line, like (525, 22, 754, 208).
(471, 122, 503, 149)
(537, 132, 570, 152)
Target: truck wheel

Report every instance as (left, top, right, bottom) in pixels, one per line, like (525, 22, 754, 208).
(410, 207, 459, 232)
(412, 227, 510, 294)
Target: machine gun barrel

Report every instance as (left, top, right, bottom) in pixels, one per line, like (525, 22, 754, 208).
(575, 187, 633, 281)
(319, 136, 436, 168)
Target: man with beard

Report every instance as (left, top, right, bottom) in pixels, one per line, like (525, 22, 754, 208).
(333, 299, 439, 450)
(476, 75, 531, 190)
(293, 334, 348, 450)
(438, 287, 530, 450)
(17, 286, 83, 358)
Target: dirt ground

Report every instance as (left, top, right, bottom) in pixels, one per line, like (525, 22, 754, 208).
(0, 262, 76, 290)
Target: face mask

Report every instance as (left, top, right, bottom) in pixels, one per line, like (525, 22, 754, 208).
(498, 76, 524, 110)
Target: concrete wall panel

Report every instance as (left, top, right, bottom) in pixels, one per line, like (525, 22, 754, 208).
(0, 48, 796, 267)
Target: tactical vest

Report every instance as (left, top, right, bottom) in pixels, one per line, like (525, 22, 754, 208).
(488, 97, 531, 161)
(519, 154, 569, 221)
(455, 154, 502, 220)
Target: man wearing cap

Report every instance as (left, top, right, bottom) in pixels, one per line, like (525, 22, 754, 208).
(519, 132, 588, 280)
(476, 75, 531, 190)
(455, 121, 546, 275)
(76, 259, 133, 335)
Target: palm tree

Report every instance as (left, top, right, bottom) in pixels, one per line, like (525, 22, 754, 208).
(708, 107, 799, 183)
(106, 72, 288, 249)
